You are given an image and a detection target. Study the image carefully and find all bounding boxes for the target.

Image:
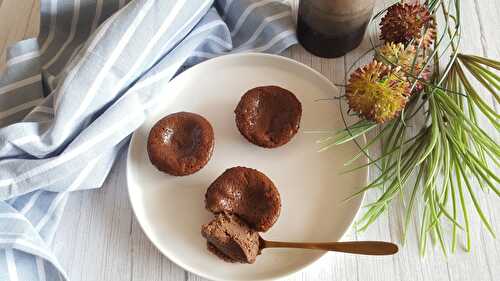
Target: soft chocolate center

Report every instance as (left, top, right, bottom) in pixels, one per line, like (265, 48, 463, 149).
(201, 214, 261, 264)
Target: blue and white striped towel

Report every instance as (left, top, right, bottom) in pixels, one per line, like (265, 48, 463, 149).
(0, 0, 297, 280)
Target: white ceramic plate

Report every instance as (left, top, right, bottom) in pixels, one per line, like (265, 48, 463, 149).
(127, 53, 366, 281)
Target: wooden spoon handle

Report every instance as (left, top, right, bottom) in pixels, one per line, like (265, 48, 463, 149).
(263, 241, 398, 256)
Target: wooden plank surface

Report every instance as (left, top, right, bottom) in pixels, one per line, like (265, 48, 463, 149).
(0, 0, 499, 280)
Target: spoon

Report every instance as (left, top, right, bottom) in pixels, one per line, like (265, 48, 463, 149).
(259, 237, 398, 255)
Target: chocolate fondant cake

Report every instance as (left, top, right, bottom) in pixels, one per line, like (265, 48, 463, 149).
(234, 86, 302, 148)
(147, 112, 214, 176)
(205, 166, 281, 232)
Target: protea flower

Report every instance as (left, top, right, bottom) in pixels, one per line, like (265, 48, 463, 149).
(375, 42, 431, 93)
(346, 61, 411, 123)
(380, 3, 435, 48)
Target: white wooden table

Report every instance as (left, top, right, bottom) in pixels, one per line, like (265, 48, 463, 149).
(1, 1, 499, 280)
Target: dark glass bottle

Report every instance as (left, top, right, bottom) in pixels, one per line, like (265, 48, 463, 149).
(297, 0, 375, 58)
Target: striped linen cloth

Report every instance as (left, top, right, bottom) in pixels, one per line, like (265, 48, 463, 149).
(0, 0, 297, 280)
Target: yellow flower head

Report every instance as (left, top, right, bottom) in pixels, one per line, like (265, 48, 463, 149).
(376, 42, 430, 93)
(346, 61, 411, 123)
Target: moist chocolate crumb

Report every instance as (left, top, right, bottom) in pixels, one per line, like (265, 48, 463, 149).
(201, 214, 261, 264)
(206, 242, 238, 263)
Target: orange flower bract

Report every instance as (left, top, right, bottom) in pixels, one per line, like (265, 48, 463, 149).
(380, 3, 435, 48)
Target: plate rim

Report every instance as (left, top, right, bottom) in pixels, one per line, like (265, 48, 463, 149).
(126, 52, 367, 281)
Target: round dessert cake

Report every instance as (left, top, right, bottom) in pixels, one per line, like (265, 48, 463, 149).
(205, 166, 281, 232)
(234, 86, 302, 148)
(147, 112, 214, 176)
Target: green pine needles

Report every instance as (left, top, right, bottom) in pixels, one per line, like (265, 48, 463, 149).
(324, 0, 499, 255)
